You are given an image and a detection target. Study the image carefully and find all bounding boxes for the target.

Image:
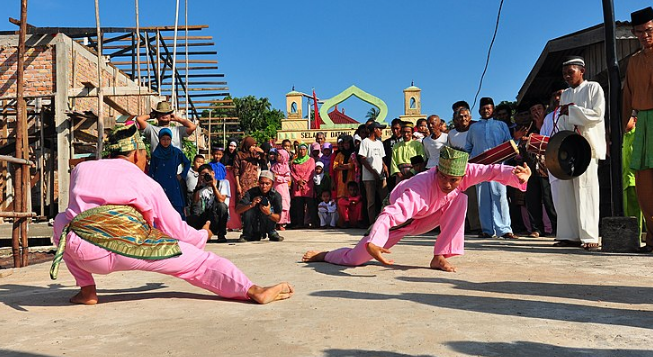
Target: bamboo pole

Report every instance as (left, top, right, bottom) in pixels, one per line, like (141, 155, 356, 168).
(156, 30, 161, 92)
(135, 0, 142, 113)
(94, 0, 105, 158)
(171, 0, 180, 108)
(13, 0, 29, 268)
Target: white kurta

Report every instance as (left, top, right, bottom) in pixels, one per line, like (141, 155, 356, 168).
(549, 80, 605, 243)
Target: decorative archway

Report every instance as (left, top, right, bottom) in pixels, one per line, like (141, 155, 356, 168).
(318, 85, 389, 127)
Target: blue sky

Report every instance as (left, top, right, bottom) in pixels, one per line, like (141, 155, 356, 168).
(7, 0, 651, 123)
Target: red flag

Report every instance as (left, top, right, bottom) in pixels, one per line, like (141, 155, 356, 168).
(312, 89, 321, 129)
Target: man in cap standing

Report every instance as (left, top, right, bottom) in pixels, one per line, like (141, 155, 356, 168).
(623, 7, 653, 253)
(464, 97, 515, 239)
(302, 146, 531, 272)
(136, 101, 197, 151)
(391, 121, 425, 182)
(550, 56, 606, 250)
(359, 121, 389, 223)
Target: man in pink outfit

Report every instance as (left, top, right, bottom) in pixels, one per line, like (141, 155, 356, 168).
(51, 125, 293, 305)
(303, 146, 531, 272)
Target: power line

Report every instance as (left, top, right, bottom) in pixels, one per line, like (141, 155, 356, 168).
(471, 0, 505, 111)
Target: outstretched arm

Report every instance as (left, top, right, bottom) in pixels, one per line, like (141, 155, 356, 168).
(460, 163, 530, 192)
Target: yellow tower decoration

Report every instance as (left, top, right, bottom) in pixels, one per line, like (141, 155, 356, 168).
(399, 82, 426, 124)
(286, 87, 303, 119)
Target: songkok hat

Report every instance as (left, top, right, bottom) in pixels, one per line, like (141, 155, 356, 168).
(562, 56, 585, 67)
(550, 80, 569, 94)
(259, 170, 275, 181)
(480, 97, 494, 107)
(158, 127, 172, 139)
(401, 121, 414, 128)
(315, 161, 324, 168)
(452, 100, 470, 111)
(105, 124, 146, 153)
(439, 146, 469, 177)
(153, 101, 174, 114)
(631, 7, 653, 26)
(410, 155, 425, 165)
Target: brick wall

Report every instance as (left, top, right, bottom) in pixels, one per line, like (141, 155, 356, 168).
(0, 45, 55, 98)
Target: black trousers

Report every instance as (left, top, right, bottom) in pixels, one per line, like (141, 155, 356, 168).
(241, 205, 276, 238)
(290, 196, 316, 228)
(525, 175, 557, 234)
(187, 201, 229, 237)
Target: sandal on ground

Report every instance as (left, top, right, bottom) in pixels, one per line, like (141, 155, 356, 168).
(552, 240, 582, 247)
(582, 243, 601, 251)
(638, 245, 653, 253)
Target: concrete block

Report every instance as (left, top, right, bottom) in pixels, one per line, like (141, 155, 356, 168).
(602, 216, 640, 252)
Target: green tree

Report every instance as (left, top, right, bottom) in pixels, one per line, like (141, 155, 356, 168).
(366, 107, 380, 121)
(210, 95, 284, 144)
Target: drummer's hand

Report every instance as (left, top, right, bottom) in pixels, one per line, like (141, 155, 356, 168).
(514, 126, 528, 141)
(512, 163, 531, 184)
(559, 104, 570, 115)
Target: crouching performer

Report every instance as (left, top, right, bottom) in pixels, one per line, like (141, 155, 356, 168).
(303, 146, 530, 272)
(50, 125, 293, 305)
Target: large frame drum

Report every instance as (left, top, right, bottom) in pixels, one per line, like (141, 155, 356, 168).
(469, 140, 519, 165)
(545, 130, 592, 180)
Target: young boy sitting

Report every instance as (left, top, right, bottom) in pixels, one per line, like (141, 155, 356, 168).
(337, 181, 364, 229)
(317, 190, 338, 229)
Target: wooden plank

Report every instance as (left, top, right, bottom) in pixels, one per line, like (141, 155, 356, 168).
(178, 100, 233, 104)
(103, 41, 214, 49)
(68, 87, 156, 97)
(103, 96, 130, 115)
(110, 50, 217, 58)
(162, 73, 224, 79)
(159, 87, 229, 92)
(110, 59, 218, 65)
(160, 82, 228, 86)
(185, 106, 236, 110)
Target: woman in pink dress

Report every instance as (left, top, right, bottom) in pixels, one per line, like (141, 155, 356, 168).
(271, 148, 292, 229)
(289, 144, 316, 228)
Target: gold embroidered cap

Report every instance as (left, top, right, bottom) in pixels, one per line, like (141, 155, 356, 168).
(105, 124, 146, 153)
(439, 146, 469, 177)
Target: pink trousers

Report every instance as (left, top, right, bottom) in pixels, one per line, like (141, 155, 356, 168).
(62, 232, 254, 300)
(325, 193, 467, 266)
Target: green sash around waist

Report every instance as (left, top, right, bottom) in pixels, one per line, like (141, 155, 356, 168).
(50, 205, 182, 280)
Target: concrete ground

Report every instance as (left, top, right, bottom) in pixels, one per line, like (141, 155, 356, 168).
(1, 228, 652, 357)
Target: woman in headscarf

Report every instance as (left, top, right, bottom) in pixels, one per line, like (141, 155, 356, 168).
(233, 136, 267, 200)
(149, 128, 190, 218)
(289, 143, 316, 228)
(332, 135, 356, 200)
(221, 140, 238, 167)
(271, 148, 292, 229)
(224, 139, 242, 230)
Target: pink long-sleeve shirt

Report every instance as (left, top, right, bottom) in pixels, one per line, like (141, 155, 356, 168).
(366, 163, 527, 248)
(290, 159, 316, 198)
(53, 159, 209, 253)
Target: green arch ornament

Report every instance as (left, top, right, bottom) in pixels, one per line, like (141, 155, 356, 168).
(318, 85, 389, 128)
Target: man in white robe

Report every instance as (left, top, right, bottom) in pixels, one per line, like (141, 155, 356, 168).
(549, 56, 605, 249)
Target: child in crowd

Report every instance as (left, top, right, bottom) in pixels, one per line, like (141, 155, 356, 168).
(185, 154, 205, 215)
(317, 190, 338, 228)
(337, 181, 363, 228)
(410, 155, 427, 176)
(271, 148, 292, 230)
(149, 128, 190, 218)
(311, 142, 322, 162)
(282, 139, 295, 160)
(209, 147, 227, 182)
(268, 148, 278, 168)
(319, 142, 333, 172)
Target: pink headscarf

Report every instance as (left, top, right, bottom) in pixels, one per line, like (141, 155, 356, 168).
(271, 148, 291, 176)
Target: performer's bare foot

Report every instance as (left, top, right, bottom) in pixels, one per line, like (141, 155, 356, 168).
(430, 255, 457, 272)
(247, 283, 294, 304)
(302, 250, 328, 262)
(69, 285, 98, 305)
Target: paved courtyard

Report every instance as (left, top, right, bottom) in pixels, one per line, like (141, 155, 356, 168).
(1, 228, 652, 357)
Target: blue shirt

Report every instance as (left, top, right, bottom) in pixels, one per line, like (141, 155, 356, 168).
(464, 119, 512, 157)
